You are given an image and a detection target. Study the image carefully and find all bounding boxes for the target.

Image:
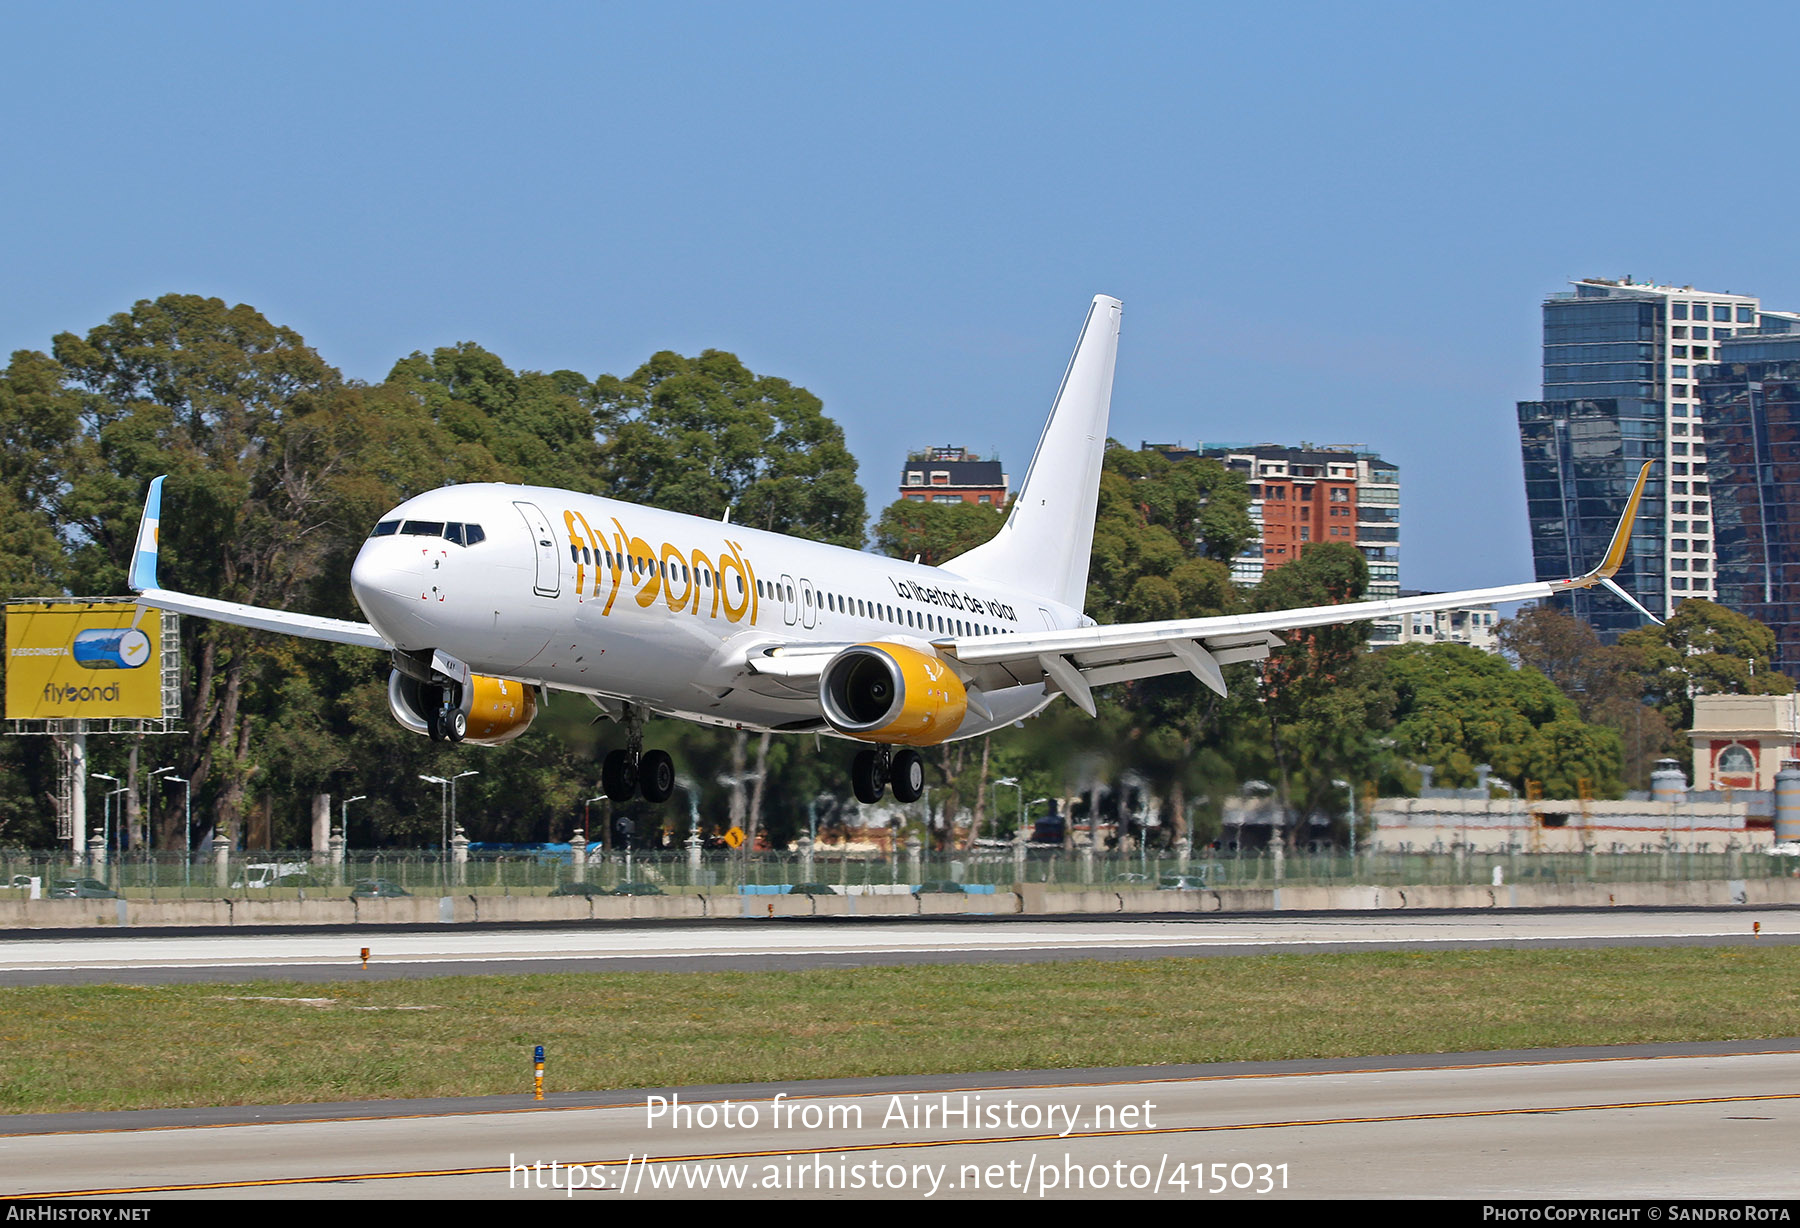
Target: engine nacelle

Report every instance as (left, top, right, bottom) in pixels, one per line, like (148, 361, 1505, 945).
(387, 670, 538, 746)
(818, 642, 967, 747)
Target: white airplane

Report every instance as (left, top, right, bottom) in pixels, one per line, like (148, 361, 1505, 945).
(127, 296, 1654, 807)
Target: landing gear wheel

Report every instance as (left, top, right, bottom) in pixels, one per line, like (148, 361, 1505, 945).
(433, 706, 465, 743)
(852, 748, 886, 805)
(639, 749, 675, 804)
(602, 749, 637, 801)
(890, 748, 925, 803)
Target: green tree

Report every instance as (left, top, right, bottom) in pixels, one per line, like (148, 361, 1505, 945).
(8, 295, 355, 841)
(593, 350, 866, 547)
(1496, 604, 1678, 790)
(383, 343, 604, 490)
(1378, 642, 1622, 798)
(1617, 599, 1793, 730)
(1242, 542, 1390, 841)
(874, 498, 1005, 565)
(1033, 445, 1253, 843)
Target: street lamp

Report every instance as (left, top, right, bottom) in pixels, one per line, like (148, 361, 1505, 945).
(148, 766, 176, 852)
(1333, 778, 1356, 857)
(584, 795, 605, 848)
(161, 774, 192, 886)
(90, 773, 117, 851)
(95, 784, 126, 873)
(341, 794, 367, 834)
(423, 773, 478, 870)
(419, 776, 448, 880)
(449, 771, 478, 847)
(994, 776, 1022, 843)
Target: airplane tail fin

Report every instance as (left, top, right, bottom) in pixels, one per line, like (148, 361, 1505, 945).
(941, 295, 1121, 610)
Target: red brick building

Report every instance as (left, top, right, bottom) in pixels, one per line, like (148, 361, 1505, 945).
(899, 446, 1008, 507)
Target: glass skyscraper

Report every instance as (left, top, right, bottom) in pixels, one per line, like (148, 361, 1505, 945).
(1518, 279, 1763, 638)
(1700, 326, 1800, 678)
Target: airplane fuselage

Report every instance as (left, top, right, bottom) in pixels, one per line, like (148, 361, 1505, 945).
(348, 483, 1082, 737)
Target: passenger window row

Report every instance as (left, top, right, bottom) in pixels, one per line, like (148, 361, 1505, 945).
(750, 577, 1003, 638)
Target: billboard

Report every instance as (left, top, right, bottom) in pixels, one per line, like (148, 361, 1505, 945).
(5, 603, 165, 720)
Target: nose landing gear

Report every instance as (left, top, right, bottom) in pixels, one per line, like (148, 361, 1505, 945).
(430, 695, 467, 743)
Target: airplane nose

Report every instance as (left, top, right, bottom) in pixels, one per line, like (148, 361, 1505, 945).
(350, 540, 424, 643)
(351, 541, 402, 604)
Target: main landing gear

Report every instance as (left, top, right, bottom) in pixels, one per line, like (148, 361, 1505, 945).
(601, 704, 674, 804)
(852, 745, 924, 805)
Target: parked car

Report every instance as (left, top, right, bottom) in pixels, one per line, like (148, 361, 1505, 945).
(913, 881, 966, 894)
(787, 882, 838, 895)
(49, 878, 121, 899)
(548, 881, 608, 897)
(609, 881, 664, 896)
(231, 861, 312, 889)
(349, 879, 411, 898)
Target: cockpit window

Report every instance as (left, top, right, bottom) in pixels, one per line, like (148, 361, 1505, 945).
(375, 519, 484, 545)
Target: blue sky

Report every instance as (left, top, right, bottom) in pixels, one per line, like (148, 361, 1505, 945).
(4, 2, 1797, 592)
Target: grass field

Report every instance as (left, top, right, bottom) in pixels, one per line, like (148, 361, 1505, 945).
(2, 946, 1796, 1115)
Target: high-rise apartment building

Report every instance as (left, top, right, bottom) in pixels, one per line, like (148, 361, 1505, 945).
(1699, 320, 1800, 678)
(1147, 442, 1404, 642)
(1518, 278, 1771, 638)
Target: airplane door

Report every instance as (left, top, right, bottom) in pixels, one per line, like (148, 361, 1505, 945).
(799, 578, 818, 629)
(780, 574, 798, 626)
(513, 501, 561, 599)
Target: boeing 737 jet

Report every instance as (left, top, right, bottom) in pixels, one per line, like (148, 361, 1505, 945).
(127, 296, 1654, 806)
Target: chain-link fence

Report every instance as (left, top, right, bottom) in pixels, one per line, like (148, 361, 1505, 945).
(2, 843, 1794, 899)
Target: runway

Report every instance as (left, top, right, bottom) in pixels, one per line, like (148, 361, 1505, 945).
(3, 1043, 1796, 1200)
(0, 908, 1795, 985)
(5, 911, 1797, 1199)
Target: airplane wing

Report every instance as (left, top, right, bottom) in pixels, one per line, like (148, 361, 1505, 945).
(127, 476, 389, 650)
(933, 460, 1658, 716)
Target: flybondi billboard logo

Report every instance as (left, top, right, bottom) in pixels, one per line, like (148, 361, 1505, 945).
(5, 604, 167, 722)
(42, 682, 122, 704)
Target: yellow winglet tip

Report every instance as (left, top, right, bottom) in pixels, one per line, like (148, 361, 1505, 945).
(1590, 460, 1654, 581)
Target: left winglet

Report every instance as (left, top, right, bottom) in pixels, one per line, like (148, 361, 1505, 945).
(1580, 460, 1654, 584)
(1561, 459, 1662, 625)
(129, 476, 164, 593)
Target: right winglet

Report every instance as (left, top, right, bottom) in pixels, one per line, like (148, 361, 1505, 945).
(125, 473, 387, 649)
(129, 476, 164, 593)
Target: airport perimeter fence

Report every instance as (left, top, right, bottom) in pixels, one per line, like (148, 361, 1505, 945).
(3, 843, 1796, 899)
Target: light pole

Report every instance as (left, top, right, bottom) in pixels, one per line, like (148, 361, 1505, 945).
(90, 773, 117, 853)
(995, 776, 1022, 843)
(449, 771, 478, 847)
(341, 794, 367, 835)
(584, 795, 604, 848)
(419, 775, 448, 881)
(162, 775, 191, 886)
(106, 786, 127, 848)
(149, 766, 175, 853)
(1334, 778, 1357, 858)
